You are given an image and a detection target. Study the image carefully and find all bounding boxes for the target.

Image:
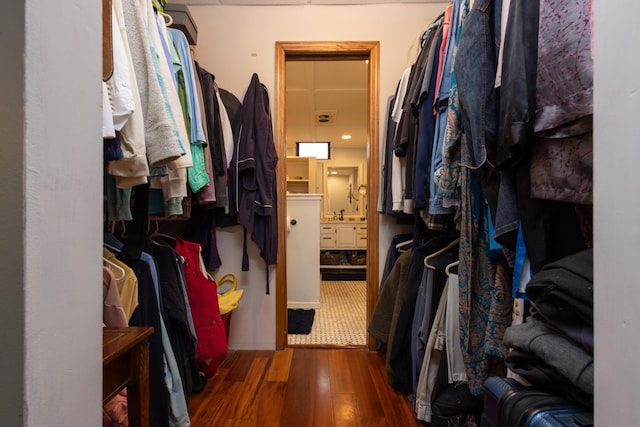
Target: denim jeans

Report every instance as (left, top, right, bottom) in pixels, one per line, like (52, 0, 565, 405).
(453, 0, 519, 250)
(455, 0, 501, 171)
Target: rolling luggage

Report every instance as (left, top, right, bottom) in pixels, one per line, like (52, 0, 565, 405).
(524, 406, 594, 427)
(482, 376, 593, 427)
(482, 376, 526, 427)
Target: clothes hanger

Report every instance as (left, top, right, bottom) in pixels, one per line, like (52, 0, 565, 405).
(103, 257, 126, 280)
(148, 218, 177, 242)
(159, 11, 173, 26)
(445, 260, 460, 277)
(424, 237, 460, 270)
(104, 242, 121, 254)
(395, 238, 413, 249)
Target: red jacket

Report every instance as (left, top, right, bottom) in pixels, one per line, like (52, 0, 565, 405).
(175, 237, 227, 377)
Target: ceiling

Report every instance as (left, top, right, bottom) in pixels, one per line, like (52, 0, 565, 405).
(285, 60, 369, 150)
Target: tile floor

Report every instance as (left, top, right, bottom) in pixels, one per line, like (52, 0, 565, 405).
(288, 280, 367, 346)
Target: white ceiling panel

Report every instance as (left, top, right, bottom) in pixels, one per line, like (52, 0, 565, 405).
(286, 59, 368, 148)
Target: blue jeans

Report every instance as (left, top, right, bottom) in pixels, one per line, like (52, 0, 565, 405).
(454, 0, 519, 251)
(455, 0, 501, 171)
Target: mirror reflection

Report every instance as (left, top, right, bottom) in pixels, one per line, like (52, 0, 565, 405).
(325, 165, 362, 217)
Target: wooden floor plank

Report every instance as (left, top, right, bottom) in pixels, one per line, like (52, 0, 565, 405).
(311, 349, 334, 427)
(333, 393, 362, 427)
(348, 350, 386, 420)
(248, 380, 288, 427)
(265, 348, 293, 382)
(219, 350, 256, 382)
(188, 349, 426, 427)
(187, 367, 230, 422)
(206, 380, 245, 424)
(233, 356, 269, 420)
(367, 353, 423, 427)
(329, 349, 356, 394)
(280, 349, 334, 427)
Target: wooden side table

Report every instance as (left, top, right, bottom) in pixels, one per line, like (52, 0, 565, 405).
(103, 326, 154, 427)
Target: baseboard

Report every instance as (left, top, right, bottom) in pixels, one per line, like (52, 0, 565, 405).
(287, 301, 321, 309)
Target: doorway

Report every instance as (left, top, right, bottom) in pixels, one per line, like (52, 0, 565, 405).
(274, 41, 380, 350)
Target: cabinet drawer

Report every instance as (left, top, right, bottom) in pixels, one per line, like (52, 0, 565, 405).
(356, 236, 367, 248)
(320, 225, 335, 234)
(320, 236, 335, 249)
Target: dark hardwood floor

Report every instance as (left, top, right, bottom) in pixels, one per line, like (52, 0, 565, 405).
(188, 348, 427, 426)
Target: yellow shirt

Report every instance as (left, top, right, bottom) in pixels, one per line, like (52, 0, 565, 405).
(103, 248, 139, 321)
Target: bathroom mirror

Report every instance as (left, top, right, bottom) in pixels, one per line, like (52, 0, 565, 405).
(323, 164, 364, 217)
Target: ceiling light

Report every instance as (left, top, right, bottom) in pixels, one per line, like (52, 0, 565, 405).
(341, 134, 352, 140)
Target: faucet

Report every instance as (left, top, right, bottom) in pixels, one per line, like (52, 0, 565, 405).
(339, 209, 344, 221)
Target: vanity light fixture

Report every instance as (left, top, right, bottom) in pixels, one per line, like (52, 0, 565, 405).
(341, 134, 352, 140)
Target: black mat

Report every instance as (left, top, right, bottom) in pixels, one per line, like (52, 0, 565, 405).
(288, 309, 315, 334)
(321, 271, 366, 281)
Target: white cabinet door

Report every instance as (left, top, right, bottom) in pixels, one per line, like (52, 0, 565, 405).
(286, 194, 321, 309)
(335, 225, 358, 248)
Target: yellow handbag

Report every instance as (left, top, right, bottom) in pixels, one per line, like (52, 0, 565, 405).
(215, 273, 244, 315)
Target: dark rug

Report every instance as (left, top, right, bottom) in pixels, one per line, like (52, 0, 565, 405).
(321, 271, 366, 281)
(288, 309, 316, 334)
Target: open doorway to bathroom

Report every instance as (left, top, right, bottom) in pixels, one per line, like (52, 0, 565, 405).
(274, 41, 380, 350)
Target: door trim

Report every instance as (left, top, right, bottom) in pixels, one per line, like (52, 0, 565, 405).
(274, 41, 380, 350)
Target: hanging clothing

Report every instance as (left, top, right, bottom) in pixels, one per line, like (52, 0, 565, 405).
(148, 240, 201, 400)
(103, 247, 139, 319)
(108, 231, 191, 427)
(183, 204, 222, 271)
(123, 257, 171, 427)
(175, 237, 228, 377)
(388, 235, 458, 392)
(107, 0, 150, 188)
(415, 277, 449, 422)
(368, 249, 414, 386)
(458, 160, 513, 395)
(413, 21, 443, 212)
(102, 266, 129, 328)
(120, 0, 183, 168)
(229, 73, 279, 292)
(529, 0, 593, 205)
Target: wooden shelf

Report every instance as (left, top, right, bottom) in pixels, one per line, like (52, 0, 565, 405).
(286, 157, 317, 193)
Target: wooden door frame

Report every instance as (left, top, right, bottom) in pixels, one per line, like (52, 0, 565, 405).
(274, 41, 380, 350)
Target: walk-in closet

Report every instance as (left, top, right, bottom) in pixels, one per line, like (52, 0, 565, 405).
(1, 0, 636, 426)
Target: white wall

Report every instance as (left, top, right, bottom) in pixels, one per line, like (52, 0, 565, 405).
(0, 0, 103, 425)
(593, 1, 640, 424)
(190, 3, 448, 349)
